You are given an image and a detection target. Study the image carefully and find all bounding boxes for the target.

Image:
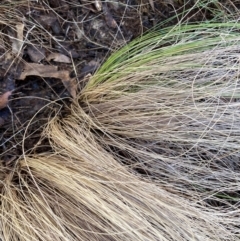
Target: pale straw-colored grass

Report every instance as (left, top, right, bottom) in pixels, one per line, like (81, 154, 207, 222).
(1, 117, 232, 240)
(76, 22, 240, 235)
(1, 20, 240, 241)
(80, 23, 240, 200)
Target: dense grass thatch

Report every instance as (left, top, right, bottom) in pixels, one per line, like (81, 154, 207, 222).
(80, 22, 240, 204)
(1, 114, 235, 241)
(1, 22, 240, 240)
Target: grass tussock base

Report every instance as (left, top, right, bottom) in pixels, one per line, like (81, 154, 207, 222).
(1, 119, 234, 241)
(80, 23, 240, 205)
(1, 23, 240, 240)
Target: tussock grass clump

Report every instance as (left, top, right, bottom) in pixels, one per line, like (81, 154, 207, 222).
(1, 116, 234, 241)
(80, 23, 240, 205)
(1, 22, 240, 240)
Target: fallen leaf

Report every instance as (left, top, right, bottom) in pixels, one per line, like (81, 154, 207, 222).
(19, 63, 58, 79)
(46, 53, 71, 63)
(61, 77, 77, 99)
(27, 46, 46, 63)
(81, 60, 99, 76)
(19, 63, 77, 98)
(39, 15, 61, 34)
(0, 91, 12, 110)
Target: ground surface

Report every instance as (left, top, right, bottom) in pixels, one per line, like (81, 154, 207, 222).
(0, 0, 238, 162)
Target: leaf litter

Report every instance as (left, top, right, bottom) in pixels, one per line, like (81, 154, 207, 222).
(1, 2, 240, 239)
(0, 0, 144, 160)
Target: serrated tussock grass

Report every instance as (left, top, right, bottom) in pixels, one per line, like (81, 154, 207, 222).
(1, 22, 240, 240)
(82, 23, 240, 204)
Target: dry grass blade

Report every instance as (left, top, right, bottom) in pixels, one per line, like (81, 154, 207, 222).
(1, 117, 231, 240)
(73, 23, 240, 236)
(1, 3, 240, 240)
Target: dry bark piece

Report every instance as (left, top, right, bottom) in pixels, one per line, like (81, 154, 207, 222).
(19, 63, 58, 79)
(46, 53, 71, 63)
(0, 91, 12, 110)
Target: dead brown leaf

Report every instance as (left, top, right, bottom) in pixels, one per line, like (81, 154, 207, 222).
(46, 53, 71, 63)
(61, 77, 77, 99)
(19, 63, 58, 79)
(27, 46, 46, 63)
(19, 63, 77, 98)
(0, 91, 12, 110)
(81, 60, 99, 76)
(39, 15, 61, 34)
